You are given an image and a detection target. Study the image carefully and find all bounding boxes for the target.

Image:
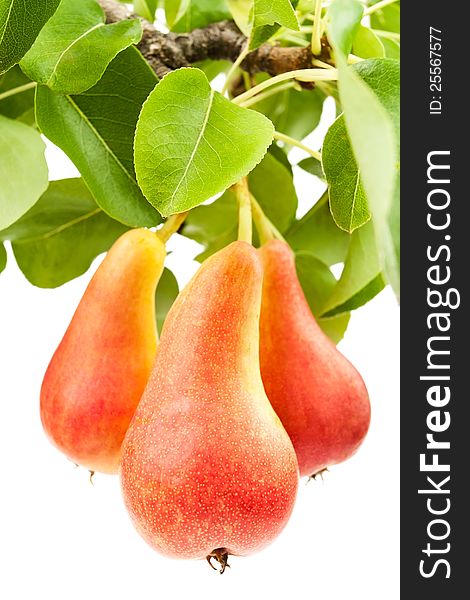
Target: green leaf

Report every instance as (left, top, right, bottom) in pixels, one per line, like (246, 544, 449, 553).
(165, 0, 189, 28)
(36, 47, 161, 228)
(285, 194, 350, 266)
(322, 114, 370, 232)
(182, 190, 238, 261)
(250, 24, 281, 49)
(134, 67, 274, 217)
(370, 1, 400, 33)
(296, 0, 315, 12)
(329, 1, 399, 296)
(256, 85, 325, 142)
(21, 0, 142, 95)
(182, 151, 295, 259)
(316, 313, 351, 345)
(253, 0, 299, 29)
(295, 252, 350, 343)
(320, 220, 385, 317)
(227, 0, 300, 48)
(338, 58, 400, 295)
(182, 191, 237, 247)
(250, 0, 299, 49)
(0, 115, 48, 229)
(275, 88, 324, 142)
(295, 252, 337, 315)
(226, 0, 252, 35)
(352, 25, 385, 59)
(353, 58, 400, 128)
(156, 267, 179, 334)
(0, 178, 129, 288)
(248, 151, 297, 232)
(297, 157, 324, 180)
(172, 0, 232, 32)
(0, 65, 35, 122)
(0, 242, 6, 273)
(323, 57, 399, 239)
(134, 0, 158, 21)
(327, 0, 363, 57)
(388, 181, 400, 268)
(0, 0, 60, 74)
(269, 142, 292, 173)
(381, 37, 400, 59)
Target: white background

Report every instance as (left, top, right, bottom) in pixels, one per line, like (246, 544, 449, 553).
(0, 100, 400, 599)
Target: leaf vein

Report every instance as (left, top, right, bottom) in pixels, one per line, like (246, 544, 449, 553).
(168, 87, 215, 210)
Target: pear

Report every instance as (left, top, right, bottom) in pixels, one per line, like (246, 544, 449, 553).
(259, 240, 371, 477)
(40, 229, 165, 474)
(120, 241, 298, 570)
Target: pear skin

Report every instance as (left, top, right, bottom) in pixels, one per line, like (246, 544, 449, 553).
(259, 240, 371, 477)
(120, 241, 298, 563)
(40, 229, 165, 474)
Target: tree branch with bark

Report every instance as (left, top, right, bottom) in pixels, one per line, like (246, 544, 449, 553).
(97, 0, 329, 80)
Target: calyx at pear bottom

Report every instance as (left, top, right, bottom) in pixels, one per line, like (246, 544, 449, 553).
(120, 241, 299, 570)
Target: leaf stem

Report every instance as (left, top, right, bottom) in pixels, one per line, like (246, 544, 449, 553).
(274, 131, 322, 161)
(311, 0, 323, 55)
(364, 0, 399, 17)
(277, 33, 310, 47)
(239, 81, 296, 108)
(347, 54, 365, 64)
(222, 43, 250, 95)
(156, 211, 189, 243)
(242, 71, 252, 91)
(372, 28, 400, 41)
(0, 81, 37, 102)
(231, 68, 338, 106)
(233, 178, 252, 244)
(314, 80, 336, 97)
(311, 58, 335, 69)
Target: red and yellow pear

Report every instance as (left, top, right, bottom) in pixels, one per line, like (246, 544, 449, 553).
(120, 241, 299, 570)
(258, 239, 371, 477)
(40, 228, 166, 474)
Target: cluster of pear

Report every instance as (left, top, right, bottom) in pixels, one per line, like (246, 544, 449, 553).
(40, 225, 370, 572)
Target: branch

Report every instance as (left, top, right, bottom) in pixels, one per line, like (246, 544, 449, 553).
(97, 0, 325, 80)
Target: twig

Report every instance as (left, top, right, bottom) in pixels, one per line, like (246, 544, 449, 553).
(274, 132, 322, 161)
(97, 0, 327, 79)
(0, 81, 37, 101)
(364, 0, 399, 17)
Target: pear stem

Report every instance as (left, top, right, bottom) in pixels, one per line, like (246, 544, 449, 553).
(251, 195, 275, 244)
(250, 195, 286, 244)
(156, 211, 189, 243)
(233, 178, 252, 244)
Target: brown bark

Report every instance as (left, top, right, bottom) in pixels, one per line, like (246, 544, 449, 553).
(97, 0, 322, 80)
